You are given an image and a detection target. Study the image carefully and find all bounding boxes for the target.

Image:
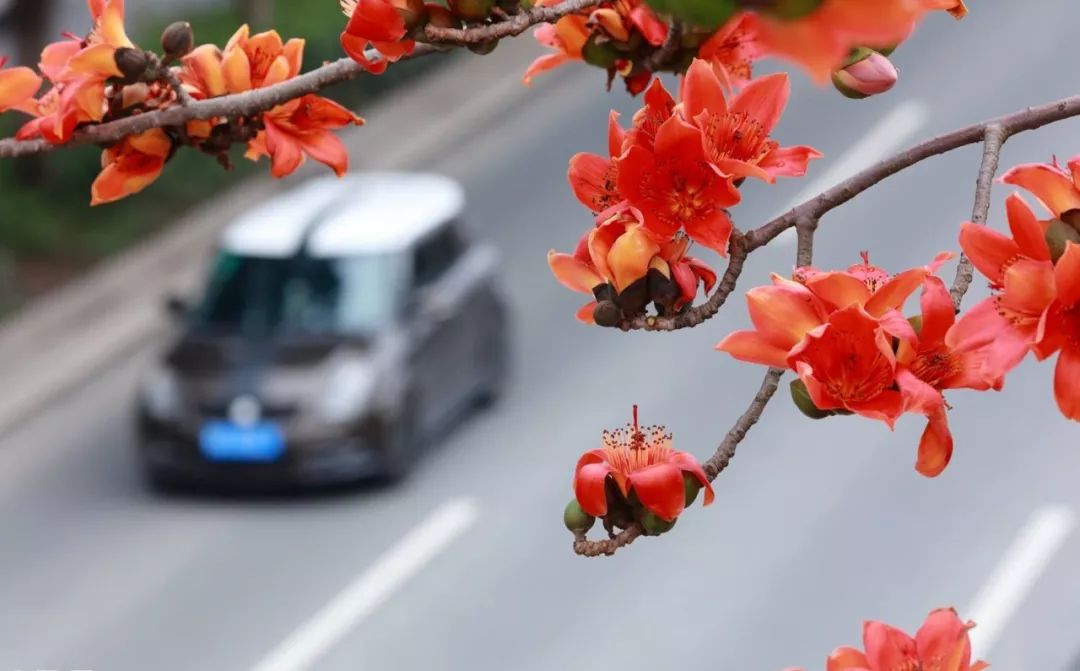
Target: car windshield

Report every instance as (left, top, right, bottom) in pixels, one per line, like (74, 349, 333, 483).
(194, 251, 404, 335)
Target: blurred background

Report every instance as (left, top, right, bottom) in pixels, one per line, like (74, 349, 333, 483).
(1, 2, 1080, 671)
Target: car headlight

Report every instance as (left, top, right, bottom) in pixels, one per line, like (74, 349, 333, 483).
(317, 359, 377, 424)
(141, 366, 181, 421)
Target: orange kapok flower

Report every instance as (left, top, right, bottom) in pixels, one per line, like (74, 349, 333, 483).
(0, 56, 42, 113)
(340, 0, 416, 74)
(65, 0, 134, 83)
(567, 110, 627, 215)
(697, 12, 763, 91)
(523, 12, 588, 86)
(717, 274, 831, 368)
(246, 94, 364, 178)
(1001, 154, 1080, 219)
(745, 0, 931, 83)
(573, 406, 713, 522)
(616, 114, 741, 254)
(221, 24, 304, 92)
(948, 194, 1056, 382)
(91, 128, 172, 205)
(681, 61, 821, 183)
(796, 251, 954, 318)
(828, 607, 988, 671)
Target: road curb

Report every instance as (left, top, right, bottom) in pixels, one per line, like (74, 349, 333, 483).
(0, 38, 554, 436)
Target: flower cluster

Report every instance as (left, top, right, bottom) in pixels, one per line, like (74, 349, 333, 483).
(717, 251, 1008, 478)
(550, 58, 820, 324)
(526, 1, 762, 94)
(565, 405, 714, 537)
(0, 1, 363, 204)
(789, 607, 988, 671)
(950, 154, 1080, 423)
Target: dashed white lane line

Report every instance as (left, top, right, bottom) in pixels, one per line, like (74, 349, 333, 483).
(776, 100, 930, 243)
(251, 497, 480, 671)
(965, 505, 1075, 661)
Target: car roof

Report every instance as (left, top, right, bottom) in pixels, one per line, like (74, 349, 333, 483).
(220, 172, 466, 258)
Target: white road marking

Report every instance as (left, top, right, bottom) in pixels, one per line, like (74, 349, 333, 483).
(775, 100, 930, 243)
(250, 498, 480, 671)
(965, 505, 1075, 661)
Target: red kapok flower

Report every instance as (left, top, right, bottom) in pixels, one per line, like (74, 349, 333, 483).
(948, 194, 1056, 381)
(90, 128, 172, 205)
(616, 114, 741, 254)
(697, 13, 763, 91)
(573, 406, 713, 522)
(567, 110, 627, 215)
(828, 607, 988, 671)
(64, 0, 133, 83)
(797, 251, 954, 318)
(340, 0, 416, 75)
(246, 94, 364, 178)
(681, 61, 821, 183)
(786, 304, 914, 427)
(0, 56, 42, 113)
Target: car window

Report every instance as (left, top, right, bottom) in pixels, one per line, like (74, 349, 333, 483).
(195, 251, 405, 335)
(412, 221, 466, 289)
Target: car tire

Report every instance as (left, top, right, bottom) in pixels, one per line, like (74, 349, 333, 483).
(142, 463, 185, 494)
(475, 318, 509, 409)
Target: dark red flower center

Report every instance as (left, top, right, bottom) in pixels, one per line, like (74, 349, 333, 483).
(912, 347, 961, 389)
(697, 111, 775, 167)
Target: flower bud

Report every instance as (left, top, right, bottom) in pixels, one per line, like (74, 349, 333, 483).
(593, 299, 621, 327)
(114, 47, 151, 83)
(641, 511, 677, 535)
(749, 0, 824, 20)
(425, 3, 461, 29)
(161, 21, 195, 61)
(790, 379, 833, 419)
(832, 48, 898, 99)
(448, 0, 495, 20)
(563, 499, 596, 534)
(1045, 218, 1080, 262)
(683, 473, 702, 507)
(582, 35, 620, 70)
(467, 39, 499, 55)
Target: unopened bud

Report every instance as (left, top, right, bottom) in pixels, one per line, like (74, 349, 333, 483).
(563, 499, 596, 534)
(832, 48, 898, 99)
(790, 379, 833, 419)
(640, 511, 677, 536)
(582, 35, 620, 70)
(749, 0, 824, 21)
(467, 39, 499, 55)
(593, 299, 621, 327)
(114, 47, 150, 82)
(161, 21, 195, 61)
(424, 3, 461, 29)
(1045, 218, 1080, 262)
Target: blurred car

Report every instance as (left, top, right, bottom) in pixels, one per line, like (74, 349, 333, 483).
(135, 172, 509, 490)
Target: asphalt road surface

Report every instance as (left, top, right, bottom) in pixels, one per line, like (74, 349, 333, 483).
(3, 4, 1080, 670)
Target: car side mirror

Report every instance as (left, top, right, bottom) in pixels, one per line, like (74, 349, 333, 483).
(163, 294, 190, 320)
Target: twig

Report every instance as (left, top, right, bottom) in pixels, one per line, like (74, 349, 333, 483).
(644, 20, 683, 71)
(795, 215, 818, 268)
(702, 368, 785, 480)
(573, 526, 642, 557)
(0, 0, 603, 158)
(161, 65, 195, 107)
(950, 123, 1009, 308)
(745, 95, 1080, 252)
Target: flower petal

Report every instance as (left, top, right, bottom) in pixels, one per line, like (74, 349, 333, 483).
(716, 330, 791, 368)
(548, 250, 603, 295)
(958, 222, 1019, 286)
(919, 276, 956, 346)
(573, 457, 611, 517)
(628, 463, 686, 522)
(863, 621, 919, 671)
(1002, 162, 1080, 217)
(1055, 344, 1080, 422)
(681, 58, 728, 122)
(731, 71, 788, 135)
(913, 608, 973, 671)
(804, 272, 871, 310)
(747, 279, 827, 350)
(826, 647, 871, 671)
(1005, 193, 1051, 261)
(1054, 241, 1080, 308)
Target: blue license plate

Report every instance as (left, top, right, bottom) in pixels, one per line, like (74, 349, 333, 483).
(199, 421, 285, 463)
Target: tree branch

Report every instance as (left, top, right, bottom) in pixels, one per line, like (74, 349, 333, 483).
(643, 20, 683, 72)
(423, 0, 600, 44)
(795, 215, 818, 268)
(0, 0, 603, 158)
(950, 123, 1008, 308)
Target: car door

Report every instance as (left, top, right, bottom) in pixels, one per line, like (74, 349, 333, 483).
(404, 221, 472, 429)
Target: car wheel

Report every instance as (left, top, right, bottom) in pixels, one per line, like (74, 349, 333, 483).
(142, 463, 185, 494)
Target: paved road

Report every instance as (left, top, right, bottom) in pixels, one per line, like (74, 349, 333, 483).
(3, 4, 1080, 670)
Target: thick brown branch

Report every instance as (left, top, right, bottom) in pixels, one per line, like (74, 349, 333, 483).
(795, 215, 818, 268)
(0, 0, 603, 158)
(745, 94, 1080, 252)
(423, 0, 601, 44)
(950, 123, 1009, 308)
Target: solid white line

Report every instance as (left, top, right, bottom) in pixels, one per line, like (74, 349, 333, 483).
(965, 505, 1075, 661)
(775, 100, 930, 243)
(250, 498, 480, 671)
